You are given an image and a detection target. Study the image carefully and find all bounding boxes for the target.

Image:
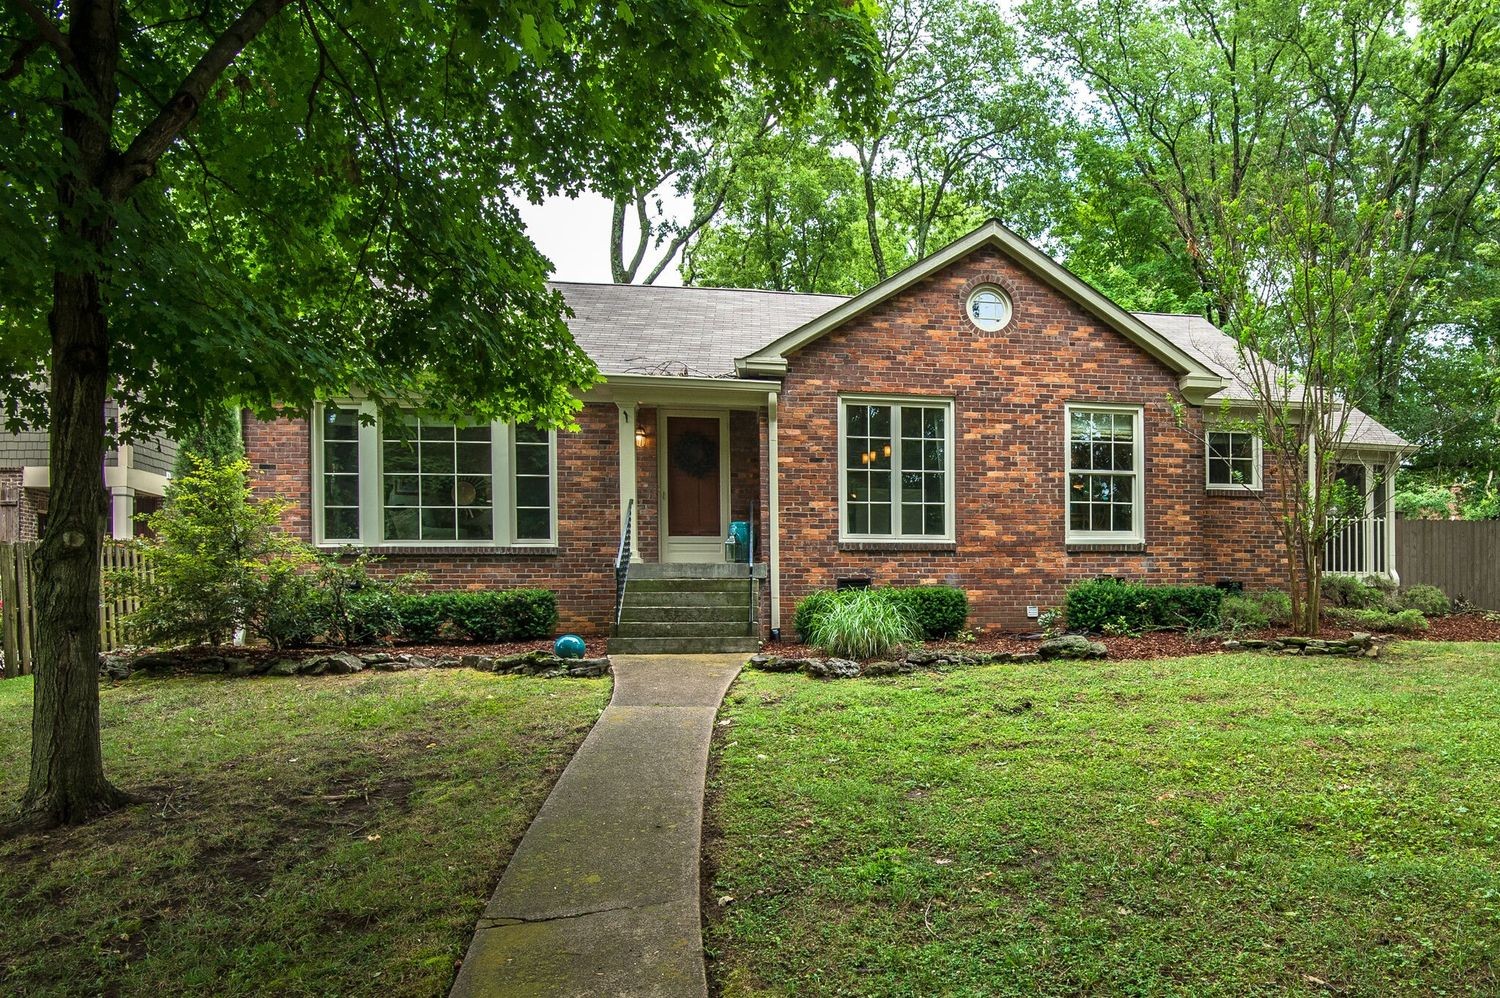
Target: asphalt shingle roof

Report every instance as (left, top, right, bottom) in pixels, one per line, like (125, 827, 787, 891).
(553, 282, 1406, 449)
(553, 282, 845, 378)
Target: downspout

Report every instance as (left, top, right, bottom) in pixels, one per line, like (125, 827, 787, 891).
(768, 390, 781, 637)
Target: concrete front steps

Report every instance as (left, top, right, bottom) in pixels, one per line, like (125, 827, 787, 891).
(608, 564, 762, 655)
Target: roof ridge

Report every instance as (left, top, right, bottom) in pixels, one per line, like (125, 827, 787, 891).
(547, 280, 850, 299)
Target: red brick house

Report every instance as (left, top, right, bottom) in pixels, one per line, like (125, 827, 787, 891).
(245, 221, 1407, 651)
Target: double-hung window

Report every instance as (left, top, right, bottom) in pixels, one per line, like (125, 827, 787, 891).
(1205, 429, 1261, 490)
(1066, 404, 1143, 543)
(840, 396, 954, 541)
(314, 403, 556, 546)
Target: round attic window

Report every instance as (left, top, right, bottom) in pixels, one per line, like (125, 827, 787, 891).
(966, 286, 1012, 332)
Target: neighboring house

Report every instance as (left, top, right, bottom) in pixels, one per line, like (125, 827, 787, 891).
(243, 221, 1407, 649)
(0, 401, 178, 543)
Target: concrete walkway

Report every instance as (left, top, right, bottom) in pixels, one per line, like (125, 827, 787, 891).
(450, 654, 743, 998)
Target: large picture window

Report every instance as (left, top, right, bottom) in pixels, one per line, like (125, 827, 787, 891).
(1066, 405, 1143, 543)
(381, 417, 494, 542)
(1205, 430, 1261, 490)
(314, 403, 555, 546)
(840, 397, 953, 541)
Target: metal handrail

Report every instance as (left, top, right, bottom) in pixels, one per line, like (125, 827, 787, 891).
(746, 499, 757, 626)
(614, 498, 634, 627)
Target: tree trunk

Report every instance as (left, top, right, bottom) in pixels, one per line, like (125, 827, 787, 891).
(14, 0, 134, 830)
(19, 274, 133, 828)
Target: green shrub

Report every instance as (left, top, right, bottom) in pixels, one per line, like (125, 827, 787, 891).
(247, 560, 327, 650)
(124, 456, 309, 646)
(1064, 578, 1223, 633)
(1218, 594, 1269, 631)
(312, 553, 413, 646)
(805, 588, 920, 659)
(1398, 584, 1452, 618)
(794, 590, 839, 642)
(1320, 574, 1391, 610)
(1255, 588, 1293, 625)
(449, 589, 558, 642)
(1218, 588, 1293, 632)
(885, 586, 969, 639)
(1327, 607, 1429, 633)
(794, 585, 969, 642)
(395, 592, 453, 641)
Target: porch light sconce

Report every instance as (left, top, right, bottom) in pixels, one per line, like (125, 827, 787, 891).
(635, 425, 649, 448)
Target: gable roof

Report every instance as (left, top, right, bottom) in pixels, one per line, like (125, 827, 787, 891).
(552, 282, 844, 379)
(733, 219, 1228, 403)
(551, 224, 1407, 450)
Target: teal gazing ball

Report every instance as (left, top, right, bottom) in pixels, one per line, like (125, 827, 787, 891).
(554, 634, 586, 659)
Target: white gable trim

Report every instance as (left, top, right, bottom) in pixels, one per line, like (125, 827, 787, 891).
(734, 219, 1229, 405)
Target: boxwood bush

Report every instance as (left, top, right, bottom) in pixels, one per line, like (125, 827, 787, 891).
(795, 585, 968, 642)
(449, 589, 558, 642)
(1064, 577, 1223, 633)
(394, 592, 454, 641)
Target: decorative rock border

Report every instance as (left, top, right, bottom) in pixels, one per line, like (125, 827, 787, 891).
(748, 647, 1044, 680)
(99, 648, 611, 681)
(1221, 633, 1380, 657)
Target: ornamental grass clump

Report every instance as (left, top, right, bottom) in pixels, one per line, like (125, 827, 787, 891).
(806, 588, 921, 659)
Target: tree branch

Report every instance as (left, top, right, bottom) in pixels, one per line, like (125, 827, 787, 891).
(7, 0, 71, 63)
(0, 34, 41, 80)
(107, 0, 294, 201)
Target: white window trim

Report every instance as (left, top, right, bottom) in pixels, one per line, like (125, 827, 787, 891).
(311, 402, 558, 548)
(836, 394, 956, 544)
(966, 284, 1013, 333)
(1204, 428, 1263, 492)
(1064, 402, 1145, 545)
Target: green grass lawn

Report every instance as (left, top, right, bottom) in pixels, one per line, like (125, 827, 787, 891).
(0, 669, 609, 996)
(705, 642, 1500, 996)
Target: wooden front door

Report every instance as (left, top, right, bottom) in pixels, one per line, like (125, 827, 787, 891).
(662, 413, 727, 563)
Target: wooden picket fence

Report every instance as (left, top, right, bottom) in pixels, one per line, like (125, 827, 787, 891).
(0, 541, 151, 678)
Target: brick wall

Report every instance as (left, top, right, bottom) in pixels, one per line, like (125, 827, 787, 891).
(772, 244, 1290, 633)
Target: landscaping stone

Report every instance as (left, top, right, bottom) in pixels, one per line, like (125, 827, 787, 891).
(745, 654, 806, 673)
(1223, 633, 1378, 657)
(301, 652, 365, 675)
(804, 657, 861, 679)
(268, 658, 302, 676)
(566, 659, 611, 678)
(861, 659, 913, 677)
(225, 658, 263, 677)
(1038, 635, 1108, 660)
(459, 653, 493, 671)
(98, 654, 133, 681)
(131, 652, 181, 672)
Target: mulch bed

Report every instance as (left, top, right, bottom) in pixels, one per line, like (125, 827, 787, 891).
(116, 638, 573, 665)
(767, 610, 1500, 664)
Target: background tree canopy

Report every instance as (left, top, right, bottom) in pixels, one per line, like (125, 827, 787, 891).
(670, 0, 1500, 511)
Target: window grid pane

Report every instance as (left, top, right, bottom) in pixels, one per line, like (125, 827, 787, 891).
(382, 417, 493, 541)
(845, 404, 894, 536)
(1068, 408, 1139, 536)
(322, 405, 360, 540)
(1207, 431, 1256, 486)
(514, 426, 552, 541)
(846, 402, 948, 538)
(899, 406, 946, 536)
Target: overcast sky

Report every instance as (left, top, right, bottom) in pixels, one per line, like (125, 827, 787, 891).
(515, 192, 689, 286)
